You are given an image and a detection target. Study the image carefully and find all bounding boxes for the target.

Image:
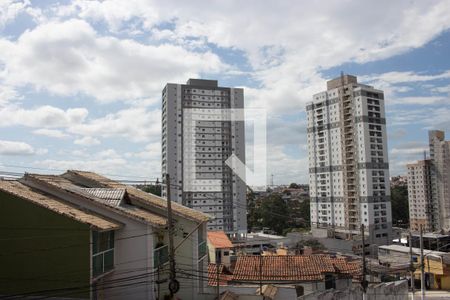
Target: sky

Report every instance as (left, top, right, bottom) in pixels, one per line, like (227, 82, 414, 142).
(0, 0, 450, 184)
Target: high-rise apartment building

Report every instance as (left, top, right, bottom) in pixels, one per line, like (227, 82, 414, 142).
(306, 74, 392, 245)
(406, 131, 450, 232)
(407, 160, 433, 232)
(161, 79, 247, 234)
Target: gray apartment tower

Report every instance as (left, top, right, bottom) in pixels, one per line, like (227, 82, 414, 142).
(161, 79, 247, 234)
(306, 74, 392, 245)
(407, 130, 450, 232)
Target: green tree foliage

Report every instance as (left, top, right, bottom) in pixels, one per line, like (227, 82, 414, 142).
(298, 198, 311, 225)
(259, 194, 289, 235)
(391, 185, 409, 227)
(247, 191, 311, 235)
(140, 184, 162, 196)
(247, 191, 260, 231)
(289, 183, 300, 189)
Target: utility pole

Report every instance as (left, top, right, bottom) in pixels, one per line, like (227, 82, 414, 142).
(361, 224, 367, 300)
(165, 174, 179, 298)
(259, 254, 263, 295)
(216, 251, 220, 300)
(420, 225, 425, 300)
(409, 231, 415, 300)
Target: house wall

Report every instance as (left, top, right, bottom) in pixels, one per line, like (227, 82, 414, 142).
(20, 176, 208, 300)
(20, 178, 158, 299)
(0, 191, 90, 299)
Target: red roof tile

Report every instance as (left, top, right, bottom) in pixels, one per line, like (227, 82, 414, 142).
(208, 264, 232, 286)
(207, 231, 233, 249)
(231, 255, 361, 283)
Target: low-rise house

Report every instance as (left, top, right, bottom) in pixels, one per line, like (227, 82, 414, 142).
(209, 255, 361, 297)
(378, 244, 450, 290)
(208, 231, 233, 268)
(0, 170, 209, 300)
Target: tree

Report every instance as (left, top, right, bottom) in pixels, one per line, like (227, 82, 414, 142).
(298, 198, 311, 226)
(141, 184, 162, 196)
(259, 194, 289, 235)
(391, 185, 409, 227)
(247, 191, 261, 232)
(289, 183, 300, 189)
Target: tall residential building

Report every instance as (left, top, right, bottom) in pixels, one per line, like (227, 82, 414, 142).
(161, 79, 247, 234)
(406, 131, 450, 232)
(407, 160, 433, 232)
(306, 74, 392, 245)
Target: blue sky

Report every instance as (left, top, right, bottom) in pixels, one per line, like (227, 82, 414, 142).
(1, 0, 450, 184)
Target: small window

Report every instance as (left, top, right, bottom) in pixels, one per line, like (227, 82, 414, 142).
(92, 231, 115, 277)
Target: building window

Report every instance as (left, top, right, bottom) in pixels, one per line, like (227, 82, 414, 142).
(154, 243, 169, 268)
(92, 231, 115, 277)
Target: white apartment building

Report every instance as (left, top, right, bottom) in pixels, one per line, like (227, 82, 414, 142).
(407, 159, 433, 232)
(306, 74, 392, 245)
(161, 79, 247, 234)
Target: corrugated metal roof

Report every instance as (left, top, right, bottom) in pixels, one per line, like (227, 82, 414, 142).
(0, 180, 122, 231)
(79, 188, 125, 207)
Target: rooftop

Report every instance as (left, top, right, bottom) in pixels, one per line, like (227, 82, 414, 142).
(22, 173, 168, 227)
(0, 180, 122, 231)
(379, 244, 449, 257)
(208, 231, 233, 249)
(64, 170, 209, 223)
(207, 263, 232, 286)
(232, 255, 361, 283)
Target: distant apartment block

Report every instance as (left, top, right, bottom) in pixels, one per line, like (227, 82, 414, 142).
(429, 130, 450, 231)
(161, 79, 247, 234)
(306, 74, 392, 245)
(407, 159, 433, 231)
(408, 131, 450, 232)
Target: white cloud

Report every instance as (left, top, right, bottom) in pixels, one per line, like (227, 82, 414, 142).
(68, 107, 161, 142)
(74, 136, 100, 146)
(0, 139, 38, 155)
(393, 96, 449, 105)
(34, 148, 160, 180)
(362, 70, 450, 85)
(26, 1, 450, 114)
(33, 128, 69, 138)
(0, 105, 88, 128)
(0, 19, 227, 102)
(0, 0, 29, 28)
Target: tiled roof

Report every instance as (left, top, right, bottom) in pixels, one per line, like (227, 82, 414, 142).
(65, 170, 210, 223)
(232, 255, 361, 282)
(0, 180, 122, 231)
(208, 231, 233, 249)
(208, 264, 232, 286)
(22, 174, 167, 227)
